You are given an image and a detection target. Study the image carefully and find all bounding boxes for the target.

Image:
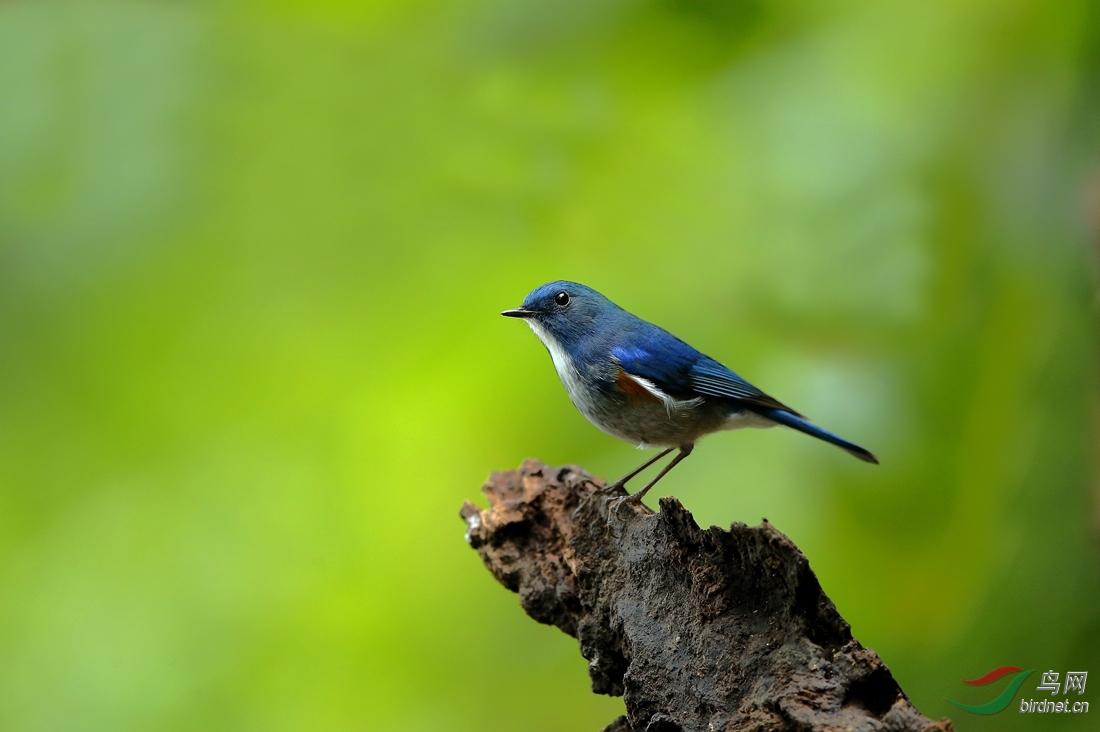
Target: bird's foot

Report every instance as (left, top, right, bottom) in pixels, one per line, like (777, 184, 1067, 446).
(577, 480, 625, 523)
(572, 479, 618, 521)
(603, 492, 645, 529)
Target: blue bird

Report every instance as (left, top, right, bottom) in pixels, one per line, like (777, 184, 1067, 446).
(503, 281, 877, 505)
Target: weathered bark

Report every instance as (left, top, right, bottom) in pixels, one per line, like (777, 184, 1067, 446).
(461, 459, 953, 732)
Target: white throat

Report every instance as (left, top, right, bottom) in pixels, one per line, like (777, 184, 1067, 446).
(526, 317, 643, 444)
(526, 319, 585, 400)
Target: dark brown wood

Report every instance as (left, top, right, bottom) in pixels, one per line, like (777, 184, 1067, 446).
(461, 459, 954, 732)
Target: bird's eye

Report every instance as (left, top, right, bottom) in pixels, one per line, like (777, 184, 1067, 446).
(554, 291, 570, 307)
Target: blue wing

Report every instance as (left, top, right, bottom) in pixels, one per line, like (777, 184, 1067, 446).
(608, 338, 698, 399)
(609, 327, 876, 461)
(609, 331, 798, 415)
(688, 357, 800, 415)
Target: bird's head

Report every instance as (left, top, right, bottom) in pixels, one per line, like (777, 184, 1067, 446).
(502, 280, 616, 345)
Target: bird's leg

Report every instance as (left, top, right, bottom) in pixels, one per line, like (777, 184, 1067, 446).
(576, 448, 676, 523)
(603, 448, 674, 493)
(622, 443, 694, 504)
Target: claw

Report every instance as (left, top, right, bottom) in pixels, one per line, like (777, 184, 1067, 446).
(573, 479, 620, 521)
(603, 494, 634, 530)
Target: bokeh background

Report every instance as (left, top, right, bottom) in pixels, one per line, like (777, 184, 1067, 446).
(2, 0, 1099, 730)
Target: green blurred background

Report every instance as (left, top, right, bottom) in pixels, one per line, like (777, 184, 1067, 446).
(1, 0, 1099, 730)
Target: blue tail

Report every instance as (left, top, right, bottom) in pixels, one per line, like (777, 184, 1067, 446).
(753, 408, 879, 464)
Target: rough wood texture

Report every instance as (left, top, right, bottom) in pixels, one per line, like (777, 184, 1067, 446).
(461, 459, 953, 732)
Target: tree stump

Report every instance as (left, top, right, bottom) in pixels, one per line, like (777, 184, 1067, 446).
(460, 459, 953, 732)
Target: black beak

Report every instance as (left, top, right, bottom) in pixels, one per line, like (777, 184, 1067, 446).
(501, 307, 535, 318)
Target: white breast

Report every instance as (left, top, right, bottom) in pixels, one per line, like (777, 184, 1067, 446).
(526, 320, 591, 411)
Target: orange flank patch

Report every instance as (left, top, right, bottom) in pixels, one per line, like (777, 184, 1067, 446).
(615, 367, 661, 401)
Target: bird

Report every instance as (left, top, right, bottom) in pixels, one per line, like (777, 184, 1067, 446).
(502, 280, 877, 505)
